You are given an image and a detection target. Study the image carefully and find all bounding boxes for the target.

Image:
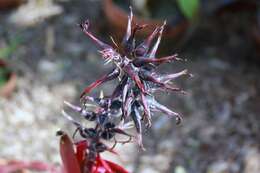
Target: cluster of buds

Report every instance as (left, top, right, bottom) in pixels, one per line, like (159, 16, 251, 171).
(61, 8, 191, 173)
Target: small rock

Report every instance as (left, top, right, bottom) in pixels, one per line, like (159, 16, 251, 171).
(207, 160, 236, 173)
(139, 167, 158, 173)
(175, 166, 187, 173)
(9, 0, 63, 27)
(140, 154, 171, 172)
(38, 60, 64, 82)
(244, 147, 260, 173)
(208, 59, 229, 70)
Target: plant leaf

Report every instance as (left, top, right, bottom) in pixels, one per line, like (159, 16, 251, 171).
(59, 132, 81, 173)
(177, 0, 199, 20)
(0, 67, 9, 87)
(0, 36, 21, 59)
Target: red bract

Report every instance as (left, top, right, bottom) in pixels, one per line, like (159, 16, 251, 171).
(91, 156, 128, 173)
(59, 132, 81, 173)
(59, 132, 128, 173)
(0, 160, 60, 173)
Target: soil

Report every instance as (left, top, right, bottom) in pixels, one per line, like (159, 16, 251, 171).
(0, 0, 259, 173)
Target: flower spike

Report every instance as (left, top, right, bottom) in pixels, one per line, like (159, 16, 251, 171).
(61, 8, 189, 173)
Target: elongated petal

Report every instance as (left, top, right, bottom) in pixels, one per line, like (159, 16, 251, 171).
(124, 7, 133, 43)
(62, 110, 82, 127)
(80, 68, 120, 98)
(133, 54, 178, 67)
(159, 69, 189, 82)
(80, 76, 107, 98)
(111, 75, 128, 99)
(130, 105, 145, 149)
(112, 128, 133, 137)
(131, 106, 142, 134)
(122, 79, 129, 104)
(118, 120, 135, 130)
(134, 27, 160, 57)
(122, 7, 134, 54)
(124, 64, 146, 93)
(148, 21, 166, 58)
(123, 94, 133, 118)
(140, 70, 184, 93)
(80, 20, 111, 50)
(140, 92, 152, 127)
(148, 98, 182, 124)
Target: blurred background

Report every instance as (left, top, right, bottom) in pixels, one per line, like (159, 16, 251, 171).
(0, 0, 259, 173)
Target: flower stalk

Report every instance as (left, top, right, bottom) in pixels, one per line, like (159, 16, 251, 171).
(59, 7, 191, 173)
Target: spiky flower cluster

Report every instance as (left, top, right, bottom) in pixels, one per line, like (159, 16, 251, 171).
(63, 8, 190, 165)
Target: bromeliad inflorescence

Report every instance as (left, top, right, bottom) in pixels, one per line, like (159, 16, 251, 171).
(61, 7, 191, 173)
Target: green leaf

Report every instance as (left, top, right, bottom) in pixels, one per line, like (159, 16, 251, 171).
(0, 77, 6, 87)
(0, 36, 22, 59)
(0, 68, 8, 87)
(177, 0, 199, 20)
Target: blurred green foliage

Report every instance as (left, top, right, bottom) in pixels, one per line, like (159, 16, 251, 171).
(0, 36, 21, 87)
(0, 36, 21, 59)
(177, 0, 199, 20)
(0, 68, 9, 87)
